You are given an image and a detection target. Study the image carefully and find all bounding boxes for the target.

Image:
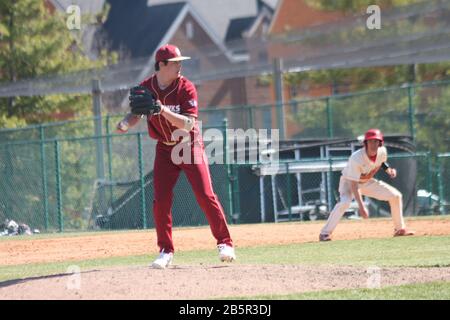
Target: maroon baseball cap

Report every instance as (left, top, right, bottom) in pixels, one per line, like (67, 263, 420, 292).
(155, 44, 191, 62)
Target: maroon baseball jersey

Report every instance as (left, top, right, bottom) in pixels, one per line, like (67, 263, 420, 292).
(140, 75, 200, 144)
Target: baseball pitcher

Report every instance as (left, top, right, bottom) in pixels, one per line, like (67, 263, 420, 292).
(116, 44, 235, 268)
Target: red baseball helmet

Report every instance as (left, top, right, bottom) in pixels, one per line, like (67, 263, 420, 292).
(364, 128, 384, 144)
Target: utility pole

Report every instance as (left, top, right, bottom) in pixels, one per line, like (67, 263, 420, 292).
(92, 79, 106, 198)
(273, 58, 286, 140)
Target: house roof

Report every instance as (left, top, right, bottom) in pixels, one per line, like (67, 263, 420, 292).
(225, 17, 256, 43)
(106, 0, 245, 106)
(262, 0, 278, 9)
(148, 0, 278, 40)
(257, 0, 276, 13)
(225, 0, 275, 43)
(103, 0, 186, 58)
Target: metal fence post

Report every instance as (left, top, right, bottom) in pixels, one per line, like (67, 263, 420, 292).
(426, 152, 432, 208)
(54, 140, 63, 232)
(273, 58, 286, 139)
(92, 79, 106, 207)
(248, 106, 254, 129)
(436, 155, 444, 215)
(327, 157, 335, 210)
(137, 133, 147, 229)
(407, 85, 416, 142)
(3, 146, 12, 218)
(223, 118, 234, 221)
(106, 115, 114, 207)
(232, 164, 240, 223)
(39, 126, 49, 230)
(286, 162, 292, 221)
(326, 97, 333, 138)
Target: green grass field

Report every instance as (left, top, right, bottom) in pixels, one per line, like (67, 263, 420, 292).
(233, 282, 450, 300)
(1, 233, 450, 299)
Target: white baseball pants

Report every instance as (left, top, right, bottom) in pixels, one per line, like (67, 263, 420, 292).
(320, 177, 405, 235)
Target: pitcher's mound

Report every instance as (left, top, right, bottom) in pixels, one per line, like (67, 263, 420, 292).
(1, 264, 450, 300)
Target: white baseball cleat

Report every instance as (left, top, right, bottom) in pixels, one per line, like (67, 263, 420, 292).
(151, 250, 173, 269)
(217, 244, 236, 262)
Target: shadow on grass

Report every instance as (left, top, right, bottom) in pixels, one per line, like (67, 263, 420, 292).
(0, 270, 101, 288)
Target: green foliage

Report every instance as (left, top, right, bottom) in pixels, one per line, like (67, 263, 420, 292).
(0, 0, 115, 127)
(285, 65, 418, 93)
(415, 84, 450, 153)
(287, 99, 328, 138)
(287, 79, 450, 153)
(0, 114, 26, 128)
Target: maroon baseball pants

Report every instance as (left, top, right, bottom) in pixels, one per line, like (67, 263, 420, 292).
(152, 141, 233, 253)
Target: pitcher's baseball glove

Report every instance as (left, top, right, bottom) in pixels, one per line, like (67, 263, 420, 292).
(129, 86, 161, 115)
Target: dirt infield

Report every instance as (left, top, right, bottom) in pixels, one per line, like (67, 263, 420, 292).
(1, 217, 450, 266)
(1, 264, 450, 300)
(1, 217, 450, 300)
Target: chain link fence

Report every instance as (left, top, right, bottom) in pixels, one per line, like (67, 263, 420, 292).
(0, 136, 447, 233)
(232, 152, 444, 224)
(1, 80, 449, 232)
(0, 122, 232, 232)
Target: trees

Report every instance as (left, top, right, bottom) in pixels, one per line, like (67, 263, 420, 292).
(0, 0, 114, 128)
(0, 1, 120, 229)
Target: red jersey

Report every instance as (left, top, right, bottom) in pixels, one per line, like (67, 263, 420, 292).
(140, 75, 200, 144)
